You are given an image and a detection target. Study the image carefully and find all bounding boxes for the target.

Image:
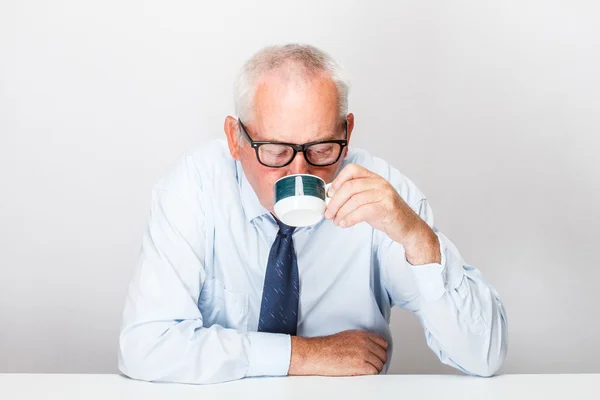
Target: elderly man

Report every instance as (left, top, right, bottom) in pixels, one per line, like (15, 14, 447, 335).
(118, 44, 507, 384)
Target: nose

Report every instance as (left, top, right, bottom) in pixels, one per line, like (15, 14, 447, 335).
(288, 151, 311, 175)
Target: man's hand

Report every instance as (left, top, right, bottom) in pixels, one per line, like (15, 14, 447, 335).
(288, 330, 388, 376)
(324, 164, 441, 265)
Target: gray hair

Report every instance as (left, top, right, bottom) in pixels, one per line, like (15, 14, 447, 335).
(233, 44, 351, 125)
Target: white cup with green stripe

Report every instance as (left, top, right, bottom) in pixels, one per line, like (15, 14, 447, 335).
(273, 174, 333, 227)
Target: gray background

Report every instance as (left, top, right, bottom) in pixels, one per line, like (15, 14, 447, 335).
(1, 0, 599, 374)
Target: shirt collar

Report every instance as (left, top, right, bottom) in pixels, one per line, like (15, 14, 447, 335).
(236, 161, 270, 223)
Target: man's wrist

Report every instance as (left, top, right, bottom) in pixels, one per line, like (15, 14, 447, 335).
(403, 223, 441, 266)
(289, 336, 311, 376)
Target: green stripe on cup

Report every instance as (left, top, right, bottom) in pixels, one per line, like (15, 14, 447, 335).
(274, 175, 326, 202)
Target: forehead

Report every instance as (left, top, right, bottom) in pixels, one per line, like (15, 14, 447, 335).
(250, 70, 341, 142)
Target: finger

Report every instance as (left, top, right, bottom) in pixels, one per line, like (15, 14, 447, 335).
(336, 203, 378, 228)
(325, 178, 380, 220)
(368, 333, 389, 350)
(330, 164, 374, 195)
(368, 341, 388, 364)
(360, 363, 379, 376)
(333, 189, 380, 225)
(364, 353, 385, 373)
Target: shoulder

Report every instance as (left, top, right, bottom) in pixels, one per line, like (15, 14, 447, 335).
(154, 139, 234, 197)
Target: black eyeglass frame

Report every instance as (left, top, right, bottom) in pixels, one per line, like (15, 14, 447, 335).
(237, 119, 349, 168)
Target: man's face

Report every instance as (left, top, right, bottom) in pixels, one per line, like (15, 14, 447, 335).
(225, 71, 354, 214)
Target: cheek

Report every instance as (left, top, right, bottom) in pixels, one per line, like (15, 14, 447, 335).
(241, 159, 286, 207)
(260, 169, 287, 199)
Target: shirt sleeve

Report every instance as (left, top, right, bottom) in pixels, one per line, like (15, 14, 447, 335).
(117, 158, 291, 384)
(379, 198, 508, 377)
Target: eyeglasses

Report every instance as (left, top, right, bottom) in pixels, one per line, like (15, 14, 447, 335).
(238, 119, 348, 168)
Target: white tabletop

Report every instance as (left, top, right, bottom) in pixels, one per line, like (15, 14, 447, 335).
(0, 373, 598, 400)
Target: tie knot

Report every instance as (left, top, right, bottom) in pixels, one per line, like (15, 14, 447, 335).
(276, 219, 295, 236)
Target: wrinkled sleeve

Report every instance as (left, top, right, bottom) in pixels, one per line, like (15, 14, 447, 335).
(380, 198, 508, 377)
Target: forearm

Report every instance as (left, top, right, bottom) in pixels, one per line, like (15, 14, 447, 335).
(118, 318, 291, 384)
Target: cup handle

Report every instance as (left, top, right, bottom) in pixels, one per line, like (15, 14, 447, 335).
(324, 183, 333, 205)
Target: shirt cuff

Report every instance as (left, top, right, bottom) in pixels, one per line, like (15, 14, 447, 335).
(409, 231, 464, 301)
(246, 331, 291, 377)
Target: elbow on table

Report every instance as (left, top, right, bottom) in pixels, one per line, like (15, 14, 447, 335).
(465, 342, 507, 378)
(469, 359, 502, 378)
(118, 356, 146, 382)
(467, 316, 509, 377)
(117, 329, 165, 383)
(118, 342, 151, 382)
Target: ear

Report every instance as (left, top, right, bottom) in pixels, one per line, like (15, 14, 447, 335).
(343, 113, 355, 158)
(224, 116, 241, 160)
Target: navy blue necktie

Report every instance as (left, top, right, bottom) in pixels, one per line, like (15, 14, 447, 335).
(257, 219, 299, 335)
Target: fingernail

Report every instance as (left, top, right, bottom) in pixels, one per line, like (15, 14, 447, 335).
(339, 220, 347, 228)
(327, 187, 335, 197)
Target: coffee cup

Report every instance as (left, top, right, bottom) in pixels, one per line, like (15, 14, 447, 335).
(273, 174, 333, 227)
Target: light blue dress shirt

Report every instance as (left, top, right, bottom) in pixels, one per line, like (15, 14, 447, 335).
(118, 139, 508, 384)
